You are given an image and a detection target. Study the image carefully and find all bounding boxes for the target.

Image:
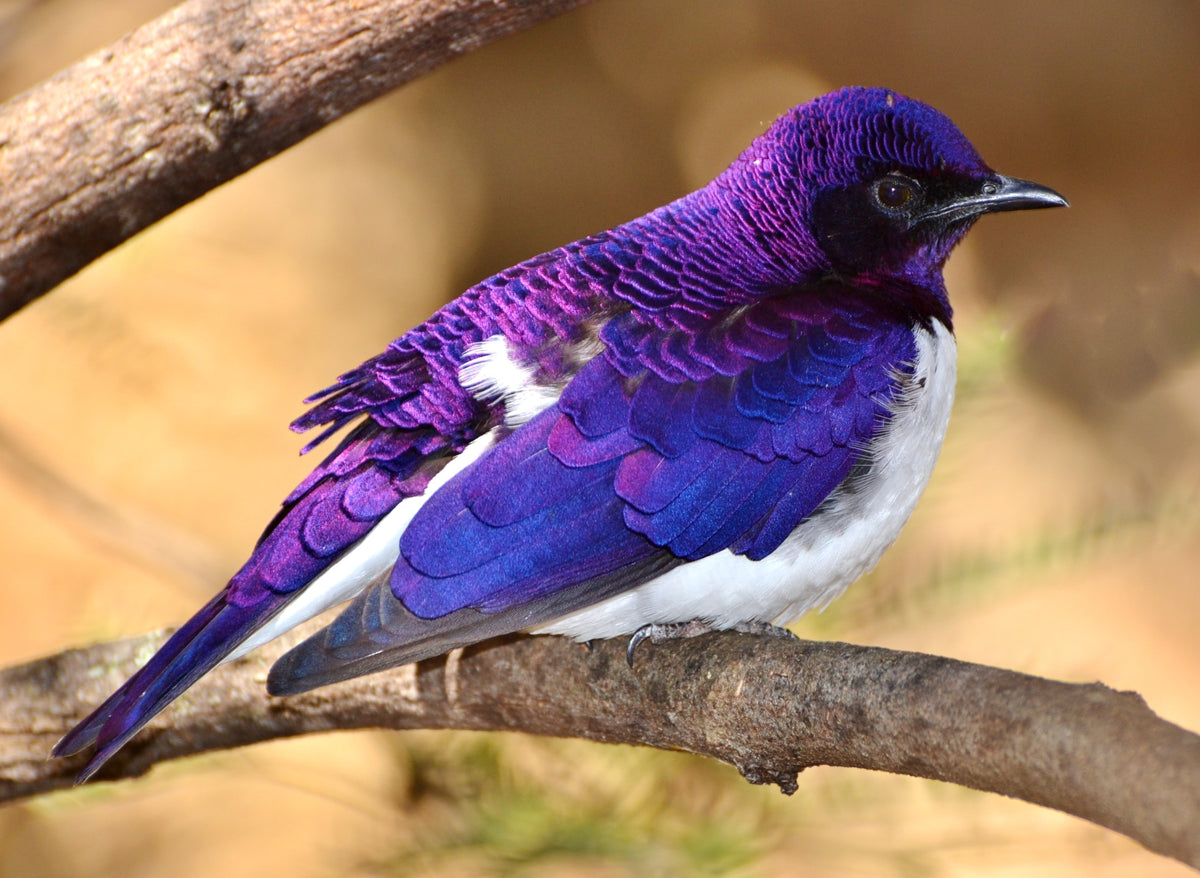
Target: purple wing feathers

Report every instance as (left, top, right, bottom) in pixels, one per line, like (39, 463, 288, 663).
(267, 289, 916, 694)
(60, 195, 919, 777)
(57, 232, 637, 780)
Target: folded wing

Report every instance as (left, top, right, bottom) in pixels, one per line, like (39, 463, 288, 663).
(269, 290, 916, 694)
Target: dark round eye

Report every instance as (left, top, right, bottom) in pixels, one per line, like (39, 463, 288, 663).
(873, 175, 920, 211)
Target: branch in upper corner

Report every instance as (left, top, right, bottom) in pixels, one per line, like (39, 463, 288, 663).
(0, 0, 594, 321)
(1, 627, 1198, 868)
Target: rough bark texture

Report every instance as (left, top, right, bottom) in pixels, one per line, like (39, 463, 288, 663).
(2, 626, 1198, 869)
(0, 0, 592, 319)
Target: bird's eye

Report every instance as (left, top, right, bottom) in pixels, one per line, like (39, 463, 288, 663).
(873, 175, 920, 212)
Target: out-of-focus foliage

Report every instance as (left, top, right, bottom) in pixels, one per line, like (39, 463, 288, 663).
(1, 1, 1198, 875)
(367, 734, 769, 877)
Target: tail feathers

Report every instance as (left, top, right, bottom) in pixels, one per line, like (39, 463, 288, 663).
(54, 592, 281, 783)
(268, 583, 482, 695)
(267, 550, 680, 696)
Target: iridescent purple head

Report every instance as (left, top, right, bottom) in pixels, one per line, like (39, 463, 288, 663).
(793, 87, 990, 184)
(710, 87, 1065, 293)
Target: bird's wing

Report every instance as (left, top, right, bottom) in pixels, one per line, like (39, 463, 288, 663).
(53, 247, 607, 776)
(58, 228, 715, 778)
(51, 351, 475, 777)
(268, 288, 918, 693)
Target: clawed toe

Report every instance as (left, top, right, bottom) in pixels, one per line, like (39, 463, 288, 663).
(625, 619, 793, 666)
(626, 621, 713, 665)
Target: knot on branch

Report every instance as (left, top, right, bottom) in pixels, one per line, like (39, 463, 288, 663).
(196, 76, 254, 149)
(739, 763, 802, 795)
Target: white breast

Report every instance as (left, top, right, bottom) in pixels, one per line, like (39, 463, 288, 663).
(536, 320, 957, 640)
(233, 322, 955, 657)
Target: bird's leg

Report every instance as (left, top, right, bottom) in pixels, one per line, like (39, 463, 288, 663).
(625, 619, 798, 666)
(728, 620, 801, 641)
(625, 620, 713, 666)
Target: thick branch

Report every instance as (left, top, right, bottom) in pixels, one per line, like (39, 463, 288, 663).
(0, 0, 592, 320)
(2, 627, 1197, 869)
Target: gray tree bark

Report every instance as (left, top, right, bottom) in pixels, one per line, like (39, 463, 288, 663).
(0, 0, 593, 319)
(2, 626, 1198, 869)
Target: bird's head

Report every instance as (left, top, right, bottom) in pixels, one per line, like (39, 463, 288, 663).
(712, 87, 1066, 302)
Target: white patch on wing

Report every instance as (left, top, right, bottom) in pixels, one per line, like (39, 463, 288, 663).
(225, 430, 499, 661)
(536, 320, 957, 640)
(460, 334, 561, 427)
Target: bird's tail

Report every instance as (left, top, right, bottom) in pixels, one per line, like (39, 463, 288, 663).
(53, 591, 284, 782)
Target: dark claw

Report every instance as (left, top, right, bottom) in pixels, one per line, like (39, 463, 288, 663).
(625, 619, 723, 666)
(626, 625, 655, 666)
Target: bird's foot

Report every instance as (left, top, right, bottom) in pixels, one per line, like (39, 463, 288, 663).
(728, 620, 800, 642)
(625, 619, 797, 666)
(625, 620, 714, 666)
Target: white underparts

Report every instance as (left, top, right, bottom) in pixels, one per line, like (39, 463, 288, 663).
(229, 324, 956, 658)
(536, 320, 958, 640)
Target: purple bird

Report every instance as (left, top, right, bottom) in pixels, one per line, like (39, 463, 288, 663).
(55, 87, 1066, 781)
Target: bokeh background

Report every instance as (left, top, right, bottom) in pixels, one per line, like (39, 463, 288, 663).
(1, 1, 1199, 875)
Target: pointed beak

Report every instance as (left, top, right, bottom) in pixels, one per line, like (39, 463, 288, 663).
(921, 175, 1068, 224)
(969, 175, 1069, 214)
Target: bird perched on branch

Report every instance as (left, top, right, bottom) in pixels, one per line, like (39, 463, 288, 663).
(56, 87, 1066, 781)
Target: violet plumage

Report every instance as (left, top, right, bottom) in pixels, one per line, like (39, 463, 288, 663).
(55, 87, 1066, 781)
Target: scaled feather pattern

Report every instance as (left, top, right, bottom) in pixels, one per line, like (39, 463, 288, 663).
(54, 87, 1066, 781)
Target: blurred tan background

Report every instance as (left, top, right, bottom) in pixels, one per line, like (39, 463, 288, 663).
(1, 1, 1198, 875)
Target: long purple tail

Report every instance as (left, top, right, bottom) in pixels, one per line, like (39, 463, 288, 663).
(52, 425, 432, 782)
(52, 590, 286, 782)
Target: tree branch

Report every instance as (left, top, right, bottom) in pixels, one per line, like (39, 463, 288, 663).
(0, 0, 592, 321)
(2, 627, 1198, 869)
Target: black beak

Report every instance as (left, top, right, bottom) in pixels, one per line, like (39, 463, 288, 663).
(971, 175, 1069, 213)
(922, 175, 1068, 224)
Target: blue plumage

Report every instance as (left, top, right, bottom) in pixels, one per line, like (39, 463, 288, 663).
(55, 87, 1066, 782)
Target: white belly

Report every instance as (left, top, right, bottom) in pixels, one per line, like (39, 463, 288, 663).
(233, 322, 955, 656)
(535, 320, 957, 639)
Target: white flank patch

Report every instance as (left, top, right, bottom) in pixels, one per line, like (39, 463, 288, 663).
(225, 430, 499, 661)
(536, 320, 958, 640)
(459, 335, 561, 427)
